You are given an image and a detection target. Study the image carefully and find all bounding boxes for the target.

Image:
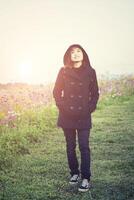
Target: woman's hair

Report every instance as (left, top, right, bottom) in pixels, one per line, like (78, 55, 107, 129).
(63, 44, 91, 68)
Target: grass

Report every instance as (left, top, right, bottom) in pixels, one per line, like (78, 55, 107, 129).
(0, 95, 134, 200)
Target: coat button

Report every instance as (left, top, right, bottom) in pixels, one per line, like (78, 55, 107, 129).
(70, 94, 74, 98)
(70, 81, 75, 85)
(70, 106, 74, 110)
(79, 82, 83, 86)
(89, 96, 91, 101)
(78, 106, 82, 110)
(78, 95, 82, 98)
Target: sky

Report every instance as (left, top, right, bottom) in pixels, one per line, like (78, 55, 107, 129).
(0, 0, 134, 84)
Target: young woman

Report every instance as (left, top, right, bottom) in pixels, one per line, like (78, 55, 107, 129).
(53, 44, 99, 192)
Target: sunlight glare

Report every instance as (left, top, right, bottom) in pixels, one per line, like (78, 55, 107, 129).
(18, 62, 32, 83)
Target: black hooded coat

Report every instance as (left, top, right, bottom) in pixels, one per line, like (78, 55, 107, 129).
(53, 45, 99, 129)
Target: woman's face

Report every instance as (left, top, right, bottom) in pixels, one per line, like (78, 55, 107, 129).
(70, 47, 83, 62)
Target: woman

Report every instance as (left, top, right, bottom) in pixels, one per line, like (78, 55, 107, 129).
(53, 44, 99, 192)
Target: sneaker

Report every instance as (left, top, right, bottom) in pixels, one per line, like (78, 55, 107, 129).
(78, 178, 91, 192)
(69, 174, 80, 185)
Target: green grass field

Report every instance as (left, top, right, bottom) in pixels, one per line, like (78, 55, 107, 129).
(0, 95, 134, 200)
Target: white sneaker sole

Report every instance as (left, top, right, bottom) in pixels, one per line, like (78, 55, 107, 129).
(69, 181, 79, 185)
(78, 188, 89, 192)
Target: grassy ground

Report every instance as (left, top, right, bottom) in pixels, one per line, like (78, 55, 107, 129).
(0, 95, 134, 200)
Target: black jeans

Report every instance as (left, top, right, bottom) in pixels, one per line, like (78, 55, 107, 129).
(62, 128, 91, 181)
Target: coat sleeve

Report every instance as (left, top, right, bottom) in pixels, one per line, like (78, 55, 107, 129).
(89, 69, 100, 113)
(53, 67, 65, 109)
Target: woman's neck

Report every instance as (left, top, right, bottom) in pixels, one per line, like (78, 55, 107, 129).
(73, 61, 82, 68)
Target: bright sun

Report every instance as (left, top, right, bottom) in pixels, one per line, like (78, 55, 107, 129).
(18, 62, 32, 82)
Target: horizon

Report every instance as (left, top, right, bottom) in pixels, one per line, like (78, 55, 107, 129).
(0, 71, 134, 86)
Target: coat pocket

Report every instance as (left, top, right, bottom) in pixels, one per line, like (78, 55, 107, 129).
(88, 102, 96, 113)
(56, 99, 65, 111)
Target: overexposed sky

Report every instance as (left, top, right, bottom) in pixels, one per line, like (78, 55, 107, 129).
(0, 0, 134, 84)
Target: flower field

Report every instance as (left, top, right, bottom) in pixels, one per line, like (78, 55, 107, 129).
(0, 74, 134, 127)
(0, 83, 54, 127)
